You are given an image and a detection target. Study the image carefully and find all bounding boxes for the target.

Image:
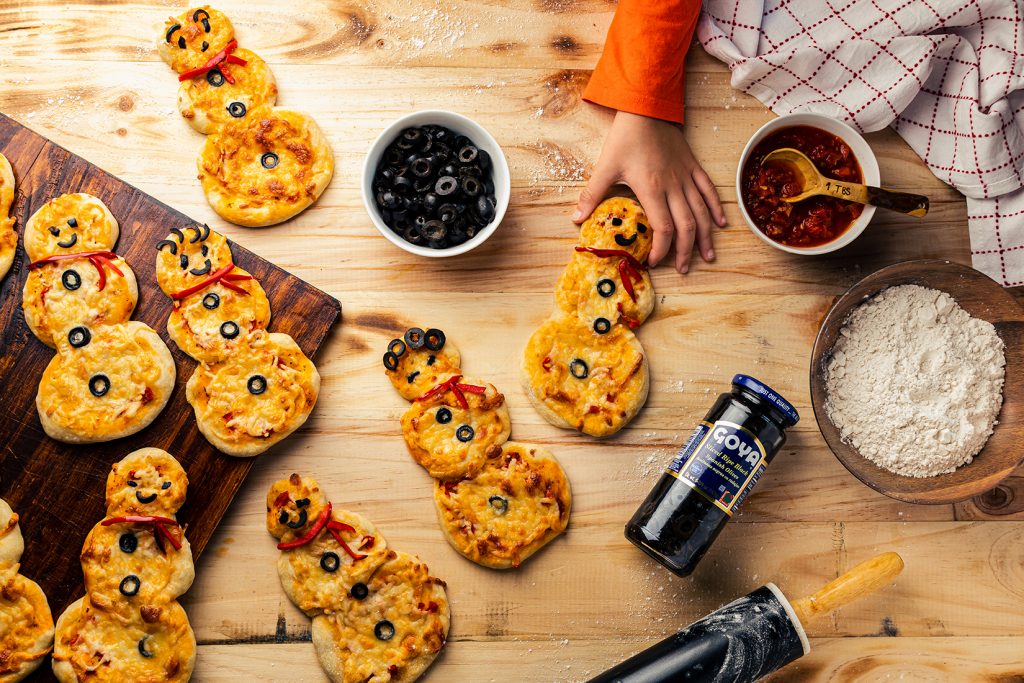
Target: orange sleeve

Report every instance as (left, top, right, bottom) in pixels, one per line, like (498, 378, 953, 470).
(583, 0, 702, 124)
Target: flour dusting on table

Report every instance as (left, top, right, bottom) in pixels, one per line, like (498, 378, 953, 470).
(824, 284, 1005, 478)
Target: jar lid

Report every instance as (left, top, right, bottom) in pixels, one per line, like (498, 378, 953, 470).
(732, 374, 800, 426)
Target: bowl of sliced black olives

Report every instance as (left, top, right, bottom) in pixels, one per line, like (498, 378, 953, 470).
(363, 110, 510, 256)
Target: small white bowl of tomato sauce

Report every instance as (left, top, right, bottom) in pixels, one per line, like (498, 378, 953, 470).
(737, 113, 880, 255)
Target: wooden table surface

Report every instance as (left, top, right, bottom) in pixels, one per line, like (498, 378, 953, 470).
(2, 1, 1023, 681)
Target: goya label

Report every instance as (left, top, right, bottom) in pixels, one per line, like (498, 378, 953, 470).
(666, 420, 768, 516)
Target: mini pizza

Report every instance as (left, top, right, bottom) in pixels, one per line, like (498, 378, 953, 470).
(267, 475, 390, 617)
(154, 224, 235, 297)
(36, 322, 176, 444)
(0, 498, 54, 683)
(383, 327, 462, 401)
(186, 330, 320, 457)
(0, 153, 17, 281)
(401, 378, 511, 481)
(23, 193, 118, 263)
(434, 442, 571, 569)
(158, 6, 235, 75)
(177, 47, 278, 134)
(197, 106, 334, 227)
(23, 254, 138, 348)
(52, 448, 195, 683)
(521, 315, 649, 437)
(311, 551, 449, 683)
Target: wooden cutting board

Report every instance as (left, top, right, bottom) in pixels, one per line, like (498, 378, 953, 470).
(0, 113, 341, 631)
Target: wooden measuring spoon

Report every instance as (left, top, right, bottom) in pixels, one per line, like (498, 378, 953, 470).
(762, 148, 929, 217)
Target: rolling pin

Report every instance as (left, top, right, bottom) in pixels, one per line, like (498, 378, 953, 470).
(588, 552, 904, 683)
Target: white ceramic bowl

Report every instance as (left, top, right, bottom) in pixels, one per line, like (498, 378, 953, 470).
(735, 112, 880, 255)
(362, 110, 511, 258)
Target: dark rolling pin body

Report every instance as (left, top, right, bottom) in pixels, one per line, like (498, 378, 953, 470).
(587, 585, 807, 683)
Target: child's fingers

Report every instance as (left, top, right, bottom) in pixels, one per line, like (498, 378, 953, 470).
(636, 190, 675, 268)
(685, 184, 715, 262)
(573, 166, 617, 223)
(692, 167, 726, 227)
(668, 192, 697, 273)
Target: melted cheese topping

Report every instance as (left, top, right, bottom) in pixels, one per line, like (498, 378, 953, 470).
(158, 6, 235, 74)
(578, 197, 653, 260)
(0, 154, 15, 280)
(384, 341, 462, 401)
(312, 552, 448, 683)
(187, 331, 319, 449)
(0, 499, 53, 681)
(154, 227, 234, 296)
(434, 442, 571, 569)
(554, 253, 654, 326)
(197, 106, 334, 227)
(178, 48, 278, 134)
(523, 316, 647, 437)
(24, 194, 118, 262)
(277, 510, 389, 617)
(167, 271, 270, 363)
(37, 322, 174, 442)
(23, 256, 137, 348)
(53, 597, 194, 683)
(400, 379, 511, 480)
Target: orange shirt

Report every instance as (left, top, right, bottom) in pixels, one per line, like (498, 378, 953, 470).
(583, 0, 702, 125)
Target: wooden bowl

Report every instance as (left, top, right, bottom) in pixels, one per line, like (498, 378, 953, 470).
(810, 259, 1024, 504)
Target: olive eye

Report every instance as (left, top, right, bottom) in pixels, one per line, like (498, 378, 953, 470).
(637, 223, 648, 233)
(127, 480, 138, 488)
(165, 23, 181, 44)
(611, 217, 623, 227)
(227, 102, 247, 118)
(179, 253, 189, 270)
(161, 481, 172, 490)
(278, 510, 288, 524)
(178, 36, 186, 49)
(67, 217, 78, 228)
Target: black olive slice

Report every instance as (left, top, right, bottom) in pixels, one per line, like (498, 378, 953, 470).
(178, 36, 186, 49)
(374, 620, 395, 641)
(424, 329, 445, 351)
(612, 217, 623, 226)
(68, 326, 91, 348)
(220, 321, 240, 339)
(179, 253, 189, 270)
(569, 359, 589, 380)
(419, 220, 446, 242)
(156, 239, 178, 255)
(460, 177, 482, 197)
(62, 269, 82, 291)
(187, 225, 204, 243)
(320, 552, 340, 572)
(436, 407, 453, 424)
(350, 582, 369, 600)
(456, 425, 475, 442)
(48, 226, 60, 236)
(388, 339, 407, 357)
(637, 223, 648, 233)
(404, 328, 425, 350)
(426, 355, 436, 366)
(193, 9, 210, 22)
(475, 195, 495, 222)
(119, 575, 141, 597)
(202, 293, 220, 309)
(201, 244, 209, 256)
(138, 636, 155, 658)
(247, 375, 268, 395)
(119, 533, 138, 554)
(227, 102, 247, 118)
(67, 217, 78, 228)
(286, 509, 307, 529)
(136, 491, 157, 504)
(411, 157, 432, 177)
(201, 40, 209, 51)
(165, 23, 181, 43)
(401, 128, 422, 144)
(189, 259, 212, 276)
(89, 374, 110, 397)
(406, 370, 420, 383)
(278, 510, 288, 524)
(127, 480, 138, 488)
(458, 145, 478, 164)
(488, 495, 509, 515)
(56, 233, 78, 248)
(162, 481, 172, 489)
(614, 233, 638, 247)
(170, 227, 185, 242)
(206, 69, 225, 87)
(198, 224, 211, 241)
(596, 279, 616, 298)
(383, 351, 399, 371)
(261, 152, 279, 169)
(435, 176, 458, 196)
(593, 318, 611, 334)
(295, 498, 310, 507)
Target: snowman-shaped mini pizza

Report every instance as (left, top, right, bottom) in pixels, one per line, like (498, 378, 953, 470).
(267, 475, 449, 683)
(53, 448, 196, 683)
(523, 197, 655, 437)
(0, 153, 18, 281)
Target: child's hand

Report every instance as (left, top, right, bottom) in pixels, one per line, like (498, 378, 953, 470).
(573, 112, 726, 273)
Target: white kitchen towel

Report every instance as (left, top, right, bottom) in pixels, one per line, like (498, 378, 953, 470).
(698, 0, 1024, 285)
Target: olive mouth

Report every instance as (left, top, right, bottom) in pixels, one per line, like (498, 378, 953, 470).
(285, 509, 308, 529)
(614, 232, 638, 247)
(57, 233, 79, 248)
(136, 491, 158, 504)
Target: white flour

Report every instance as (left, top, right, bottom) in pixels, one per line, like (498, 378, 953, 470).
(824, 285, 1005, 478)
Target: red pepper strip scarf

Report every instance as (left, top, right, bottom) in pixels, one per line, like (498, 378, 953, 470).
(101, 515, 182, 551)
(172, 262, 253, 300)
(178, 39, 248, 84)
(29, 251, 123, 291)
(414, 374, 486, 410)
(574, 247, 648, 303)
(327, 520, 366, 561)
(275, 502, 373, 561)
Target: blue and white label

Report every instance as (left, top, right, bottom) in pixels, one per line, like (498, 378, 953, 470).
(666, 420, 768, 516)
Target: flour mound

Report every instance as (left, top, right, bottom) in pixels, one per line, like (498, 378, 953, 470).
(824, 284, 1005, 478)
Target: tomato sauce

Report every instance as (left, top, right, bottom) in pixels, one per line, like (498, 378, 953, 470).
(741, 125, 863, 247)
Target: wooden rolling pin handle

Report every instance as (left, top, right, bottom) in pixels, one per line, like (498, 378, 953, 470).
(790, 552, 904, 625)
(865, 186, 930, 217)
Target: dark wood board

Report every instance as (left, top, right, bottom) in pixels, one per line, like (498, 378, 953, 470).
(0, 113, 341, 641)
